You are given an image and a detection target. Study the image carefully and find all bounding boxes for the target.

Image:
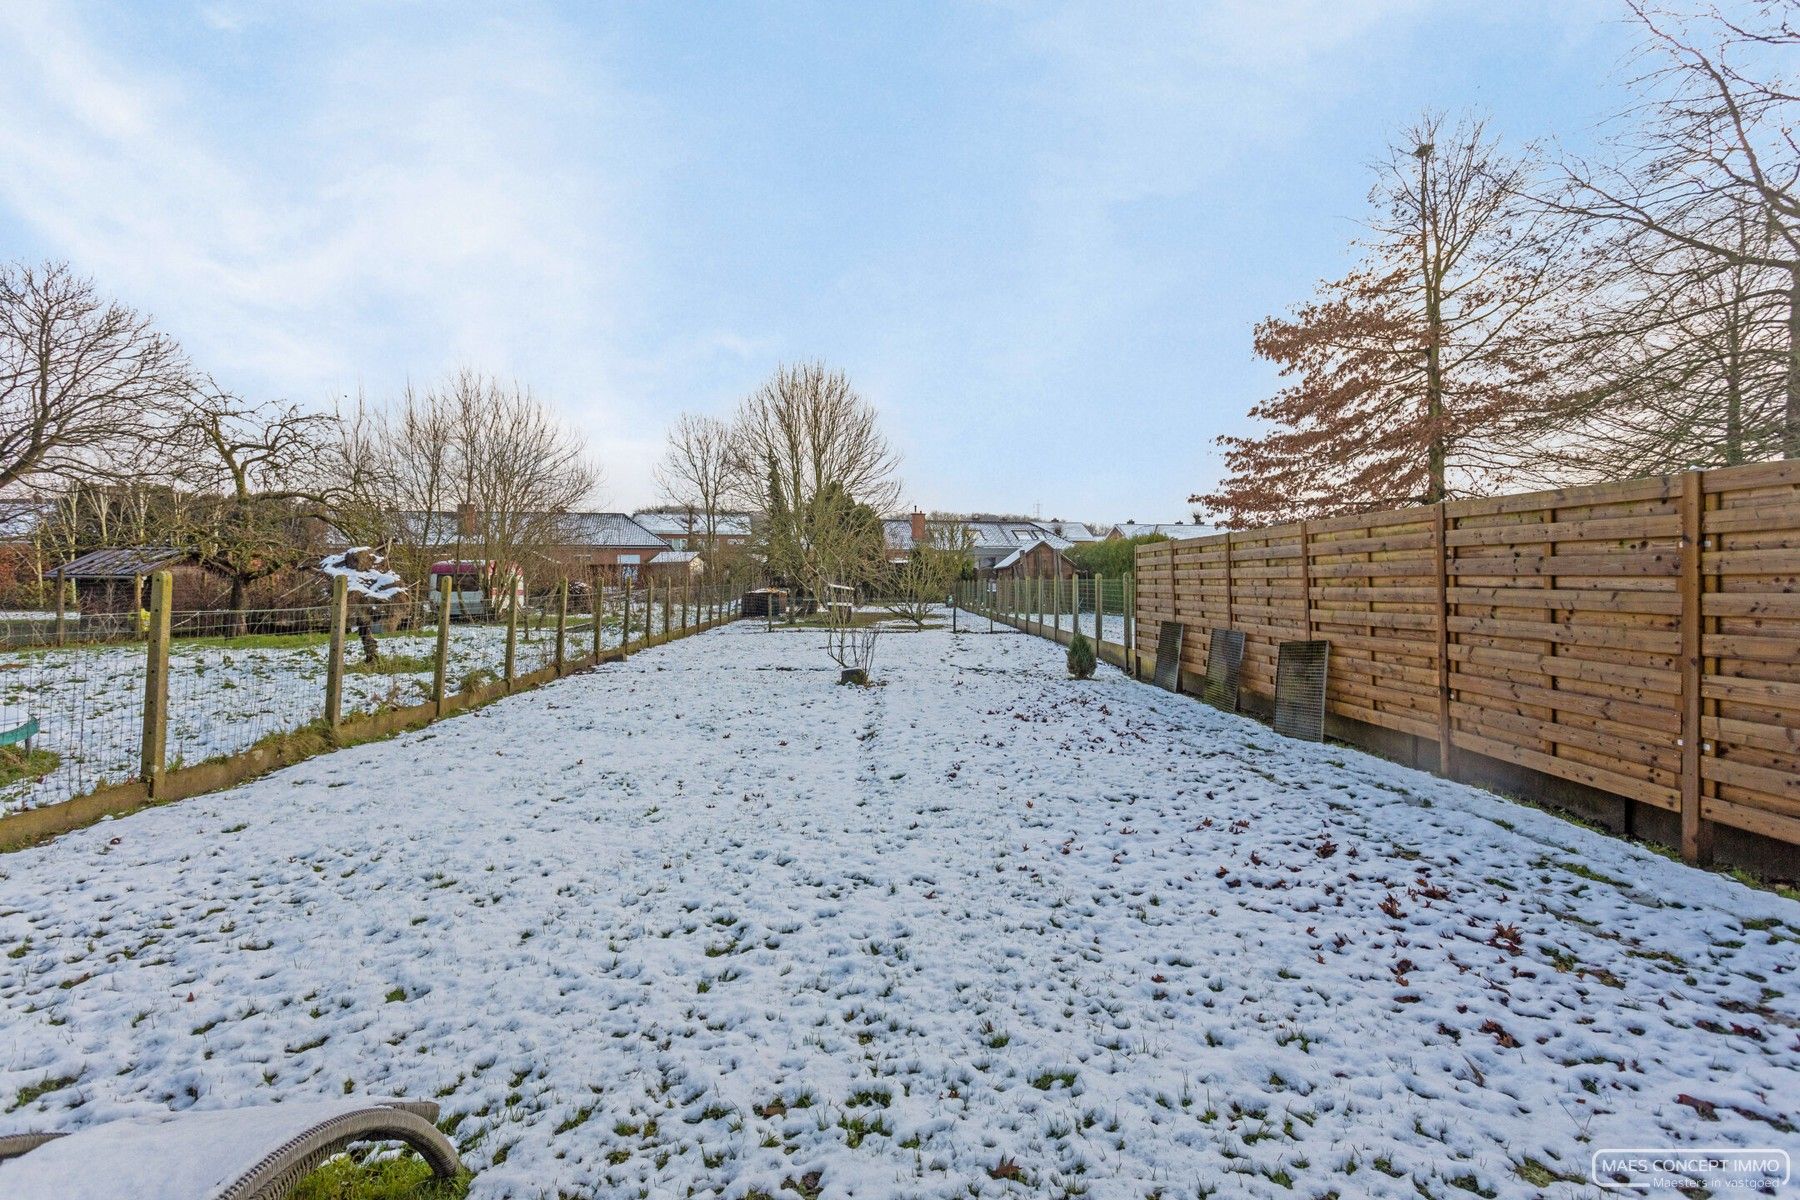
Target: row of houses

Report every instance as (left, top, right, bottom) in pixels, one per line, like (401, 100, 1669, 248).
(2, 498, 1214, 614)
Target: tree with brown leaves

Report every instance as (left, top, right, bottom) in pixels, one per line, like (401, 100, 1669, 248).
(1196, 115, 1562, 527)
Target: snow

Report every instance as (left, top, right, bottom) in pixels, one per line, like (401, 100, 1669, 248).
(0, 622, 1795, 1198)
(0, 603, 699, 813)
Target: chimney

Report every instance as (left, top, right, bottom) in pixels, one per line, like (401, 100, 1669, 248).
(456, 501, 477, 538)
(910, 509, 926, 545)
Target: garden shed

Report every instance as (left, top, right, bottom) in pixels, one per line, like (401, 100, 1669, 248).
(47, 548, 226, 617)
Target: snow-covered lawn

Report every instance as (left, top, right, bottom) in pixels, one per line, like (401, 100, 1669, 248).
(0, 605, 696, 813)
(1, 622, 1795, 1198)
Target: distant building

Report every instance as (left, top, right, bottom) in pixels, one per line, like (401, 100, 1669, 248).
(1104, 522, 1216, 541)
(397, 509, 676, 582)
(631, 510, 753, 551)
(882, 512, 1078, 576)
(47, 547, 225, 615)
(992, 537, 1078, 580)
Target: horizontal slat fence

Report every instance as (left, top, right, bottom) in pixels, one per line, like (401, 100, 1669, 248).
(1135, 460, 1800, 863)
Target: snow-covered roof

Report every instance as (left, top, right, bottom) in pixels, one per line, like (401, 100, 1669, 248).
(1108, 522, 1217, 541)
(882, 519, 1073, 558)
(993, 536, 1075, 570)
(398, 511, 669, 549)
(654, 550, 701, 564)
(631, 511, 752, 539)
(559, 513, 669, 548)
(1034, 520, 1098, 542)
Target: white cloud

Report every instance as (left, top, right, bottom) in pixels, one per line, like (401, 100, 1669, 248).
(0, 1, 665, 500)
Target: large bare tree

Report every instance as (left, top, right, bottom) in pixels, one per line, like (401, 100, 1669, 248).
(730, 361, 900, 589)
(1549, 1, 1800, 456)
(653, 411, 735, 553)
(330, 370, 598, 601)
(0, 261, 187, 491)
(169, 380, 338, 631)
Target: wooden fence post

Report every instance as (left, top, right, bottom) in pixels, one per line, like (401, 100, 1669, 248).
(325, 573, 347, 728)
(1125, 572, 1135, 676)
(1093, 573, 1103, 656)
(1433, 503, 1454, 777)
(1052, 568, 1061, 638)
(662, 579, 672, 642)
(140, 570, 172, 797)
(1167, 542, 1179, 683)
(54, 577, 67, 647)
(1679, 470, 1712, 864)
(504, 577, 519, 686)
(433, 575, 452, 716)
(594, 567, 607, 659)
(682, 579, 690, 631)
(554, 578, 568, 673)
(1298, 521, 1312, 640)
(1224, 531, 1234, 631)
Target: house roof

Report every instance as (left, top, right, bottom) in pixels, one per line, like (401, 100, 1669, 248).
(559, 513, 669, 548)
(1109, 522, 1217, 540)
(49, 547, 194, 580)
(398, 511, 670, 550)
(1034, 520, 1098, 542)
(993, 538, 1071, 570)
(653, 550, 701, 564)
(882, 519, 1074, 558)
(631, 511, 753, 539)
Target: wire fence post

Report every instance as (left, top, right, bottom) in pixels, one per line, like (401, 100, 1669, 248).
(433, 575, 452, 715)
(682, 579, 690, 631)
(554, 578, 568, 673)
(620, 573, 633, 655)
(1094, 572, 1104, 657)
(504, 576, 519, 686)
(592, 566, 606, 660)
(54, 577, 67, 647)
(326, 573, 347, 729)
(662, 577, 672, 642)
(140, 570, 172, 798)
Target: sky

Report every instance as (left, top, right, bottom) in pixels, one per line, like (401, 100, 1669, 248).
(0, 1, 1651, 523)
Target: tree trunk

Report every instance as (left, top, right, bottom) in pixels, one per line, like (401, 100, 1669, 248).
(1787, 265, 1800, 459)
(228, 576, 248, 638)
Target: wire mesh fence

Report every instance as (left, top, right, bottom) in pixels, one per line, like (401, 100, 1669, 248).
(1, 576, 745, 818)
(953, 574, 1136, 665)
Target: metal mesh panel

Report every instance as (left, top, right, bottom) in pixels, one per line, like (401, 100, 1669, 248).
(1201, 628, 1245, 713)
(1151, 621, 1184, 692)
(1273, 639, 1330, 742)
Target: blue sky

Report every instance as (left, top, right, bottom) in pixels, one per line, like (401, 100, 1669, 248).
(0, 1, 1645, 521)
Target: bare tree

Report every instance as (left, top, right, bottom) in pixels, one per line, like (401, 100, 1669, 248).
(1523, 202, 1789, 478)
(329, 371, 598, 606)
(169, 380, 338, 632)
(654, 412, 735, 554)
(884, 521, 972, 629)
(0, 261, 187, 491)
(1549, 1, 1800, 455)
(731, 361, 900, 590)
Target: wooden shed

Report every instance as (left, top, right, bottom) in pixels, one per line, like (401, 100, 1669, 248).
(992, 538, 1078, 581)
(47, 548, 226, 616)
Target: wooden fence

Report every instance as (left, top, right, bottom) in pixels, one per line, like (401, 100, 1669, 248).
(1132, 460, 1800, 864)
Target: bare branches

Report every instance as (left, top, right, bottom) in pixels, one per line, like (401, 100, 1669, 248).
(730, 361, 899, 588)
(0, 261, 187, 491)
(327, 370, 599, 593)
(654, 412, 734, 553)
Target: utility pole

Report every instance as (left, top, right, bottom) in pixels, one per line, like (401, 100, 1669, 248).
(1416, 141, 1447, 504)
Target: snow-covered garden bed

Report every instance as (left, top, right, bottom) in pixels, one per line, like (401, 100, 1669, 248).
(0, 622, 1794, 1197)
